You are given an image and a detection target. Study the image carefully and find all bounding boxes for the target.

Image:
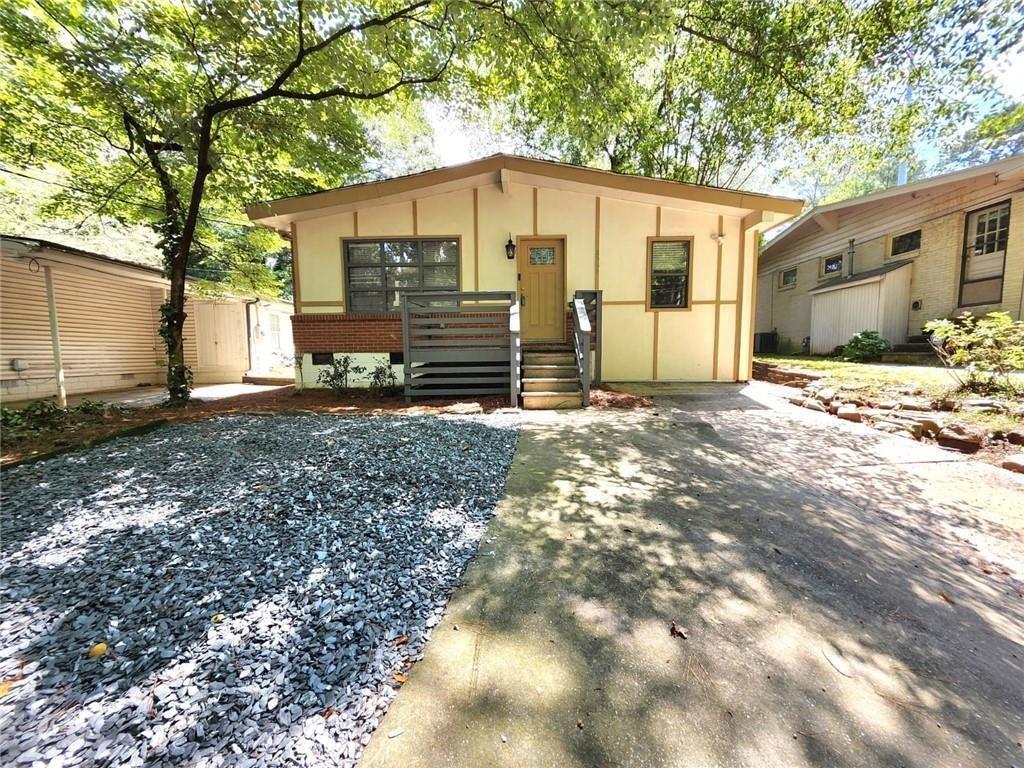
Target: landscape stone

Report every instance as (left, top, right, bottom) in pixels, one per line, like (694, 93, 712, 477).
(1002, 454, 1024, 473)
(937, 423, 986, 453)
(836, 405, 861, 422)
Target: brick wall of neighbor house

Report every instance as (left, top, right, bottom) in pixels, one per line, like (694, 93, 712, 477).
(757, 182, 1024, 349)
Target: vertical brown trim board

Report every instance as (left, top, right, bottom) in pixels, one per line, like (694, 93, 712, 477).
(473, 188, 480, 290)
(594, 196, 601, 288)
(412, 200, 418, 236)
(656, 206, 662, 236)
(533, 187, 539, 235)
(653, 311, 659, 379)
(290, 222, 303, 313)
(733, 223, 746, 380)
(711, 215, 723, 380)
(353, 210, 359, 237)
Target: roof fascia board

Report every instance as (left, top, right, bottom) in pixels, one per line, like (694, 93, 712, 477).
(247, 154, 803, 225)
(764, 155, 1024, 256)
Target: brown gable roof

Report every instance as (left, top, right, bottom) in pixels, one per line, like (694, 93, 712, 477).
(246, 153, 803, 226)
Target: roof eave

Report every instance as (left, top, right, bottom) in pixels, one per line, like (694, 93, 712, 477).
(246, 154, 803, 228)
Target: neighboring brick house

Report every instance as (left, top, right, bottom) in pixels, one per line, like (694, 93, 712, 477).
(756, 154, 1024, 354)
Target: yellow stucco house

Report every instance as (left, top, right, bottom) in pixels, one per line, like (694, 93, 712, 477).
(247, 155, 801, 407)
(757, 154, 1024, 355)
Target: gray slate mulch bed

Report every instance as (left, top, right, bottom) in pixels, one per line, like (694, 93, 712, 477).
(0, 413, 518, 767)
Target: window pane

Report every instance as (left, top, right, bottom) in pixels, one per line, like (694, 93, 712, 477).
(421, 240, 458, 264)
(961, 277, 1002, 305)
(386, 266, 421, 289)
(347, 242, 381, 264)
(651, 274, 687, 308)
(384, 240, 419, 264)
(349, 291, 385, 312)
(348, 266, 384, 289)
(529, 247, 556, 265)
(891, 229, 921, 256)
(780, 268, 797, 287)
(823, 255, 843, 274)
(422, 265, 457, 288)
(651, 240, 689, 273)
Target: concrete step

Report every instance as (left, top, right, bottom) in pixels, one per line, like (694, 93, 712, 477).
(522, 391, 583, 410)
(523, 377, 579, 393)
(523, 352, 575, 365)
(523, 364, 577, 378)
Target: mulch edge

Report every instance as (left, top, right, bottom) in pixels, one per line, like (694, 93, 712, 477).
(2, 418, 170, 469)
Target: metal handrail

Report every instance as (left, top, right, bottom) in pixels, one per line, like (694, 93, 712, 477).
(573, 289, 602, 385)
(570, 297, 591, 407)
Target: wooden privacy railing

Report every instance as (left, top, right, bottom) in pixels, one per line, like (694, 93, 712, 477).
(570, 297, 591, 407)
(400, 291, 520, 405)
(573, 289, 602, 386)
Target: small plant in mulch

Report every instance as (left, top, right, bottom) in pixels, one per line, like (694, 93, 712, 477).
(841, 330, 891, 362)
(1, 399, 129, 439)
(366, 357, 400, 398)
(316, 355, 366, 395)
(925, 311, 1024, 397)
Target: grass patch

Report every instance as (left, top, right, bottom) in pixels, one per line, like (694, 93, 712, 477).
(755, 354, 956, 398)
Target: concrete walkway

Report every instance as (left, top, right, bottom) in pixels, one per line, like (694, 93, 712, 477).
(60, 382, 287, 408)
(360, 382, 1024, 768)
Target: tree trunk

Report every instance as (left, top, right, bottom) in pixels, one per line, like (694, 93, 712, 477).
(164, 114, 215, 403)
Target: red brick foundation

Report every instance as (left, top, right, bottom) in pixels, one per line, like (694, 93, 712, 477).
(291, 313, 403, 354)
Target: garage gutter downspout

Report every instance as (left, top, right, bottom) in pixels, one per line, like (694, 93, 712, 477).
(43, 265, 67, 408)
(244, 300, 258, 376)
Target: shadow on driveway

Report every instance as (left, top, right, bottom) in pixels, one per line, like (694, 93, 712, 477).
(360, 383, 1024, 768)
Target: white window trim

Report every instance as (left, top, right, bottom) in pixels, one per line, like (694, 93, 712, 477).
(777, 267, 798, 291)
(819, 254, 844, 279)
(887, 227, 922, 260)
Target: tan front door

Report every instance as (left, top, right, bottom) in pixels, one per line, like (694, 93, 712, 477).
(518, 238, 564, 341)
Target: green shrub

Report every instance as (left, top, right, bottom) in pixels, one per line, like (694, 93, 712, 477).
(842, 330, 891, 361)
(925, 311, 1024, 395)
(316, 355, 365, 395)
(367, 357, 399, 397)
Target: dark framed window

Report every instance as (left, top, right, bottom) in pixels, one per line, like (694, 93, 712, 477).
(821, 254, 843, 276)
(778, 267, 798, 289)
(890, 229, 921, 257)
(646, 237, 692, 310)
(959, 201, 1009, 307)
(344, 238, 460, 313)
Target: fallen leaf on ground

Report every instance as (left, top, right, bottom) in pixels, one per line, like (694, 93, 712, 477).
(670, 621, 689, 639)
(88, 642, 108, 658)
(211, 613, 225, 623)
(323, 706, 336, 718)
(938, 591, 955, 605)
(392, 673, 408, 683)
(576, 720, 584, 730)
(394, 635, 409, 646)
(0, 677, 22, 698)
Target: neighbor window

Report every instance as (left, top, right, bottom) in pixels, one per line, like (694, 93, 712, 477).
(778, 268, 798, 289)
(345, 238, 459, 313)
(890, 229, 922, 258)
(821, 254, 843, 276)
(959, 201, 1009, 307)
(647, 238, 692, 309)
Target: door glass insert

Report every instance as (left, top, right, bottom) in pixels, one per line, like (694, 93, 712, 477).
(529, 246, 556, 265)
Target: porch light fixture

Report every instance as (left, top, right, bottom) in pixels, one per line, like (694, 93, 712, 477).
(505, 234, 516, 260)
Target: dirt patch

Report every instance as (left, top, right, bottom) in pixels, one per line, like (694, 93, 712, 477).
(589, 388, 653, 409)
(1, 387, 511, 467)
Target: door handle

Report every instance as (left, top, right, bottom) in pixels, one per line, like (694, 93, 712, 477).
(520, 294, 527, 307)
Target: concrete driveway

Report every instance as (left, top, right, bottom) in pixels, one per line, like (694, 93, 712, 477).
(360, 382, 1024, 768)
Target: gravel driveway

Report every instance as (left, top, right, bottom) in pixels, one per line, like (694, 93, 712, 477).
(1, 413, 518, 767)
